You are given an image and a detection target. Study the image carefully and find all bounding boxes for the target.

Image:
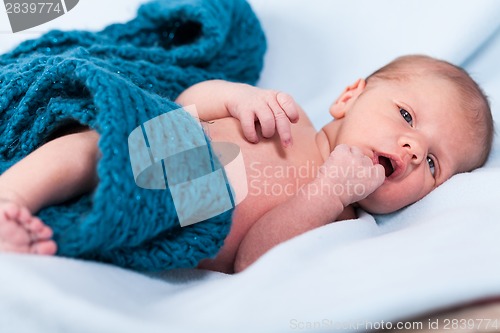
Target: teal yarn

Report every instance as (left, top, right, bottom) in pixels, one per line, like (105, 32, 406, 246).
(0, 0, 266, 271)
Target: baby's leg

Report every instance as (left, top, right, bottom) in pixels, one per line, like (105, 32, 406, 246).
(0, 128, 100, 255)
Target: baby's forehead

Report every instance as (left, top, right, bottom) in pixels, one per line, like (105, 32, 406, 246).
(372, 73, 461, 101)
(436, 118, 483, 175)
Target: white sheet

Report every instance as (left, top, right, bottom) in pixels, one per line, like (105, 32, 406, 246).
(1, 1, 500, 332)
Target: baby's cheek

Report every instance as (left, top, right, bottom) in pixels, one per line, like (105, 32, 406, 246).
(359, 183, 420, 214)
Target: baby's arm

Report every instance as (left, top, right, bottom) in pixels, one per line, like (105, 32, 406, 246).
(234, 144, 385, 272)
(175, 80, 299, 147)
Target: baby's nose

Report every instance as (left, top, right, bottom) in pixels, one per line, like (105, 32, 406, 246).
(398, 133, 426, 165)
(403, 142, 425, 165)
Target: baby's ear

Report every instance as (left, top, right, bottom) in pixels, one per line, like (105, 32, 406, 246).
(329, 78, 366, 118)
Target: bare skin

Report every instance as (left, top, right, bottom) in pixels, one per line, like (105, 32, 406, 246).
(0, 70, 474, 273)
(177, 81, 384, 272)
(0, 129, 100, 255)
(0, 197, 55, 254)
(0, 83, 376, 271)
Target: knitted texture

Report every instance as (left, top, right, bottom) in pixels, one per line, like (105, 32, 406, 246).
(0, 0, 266, 271)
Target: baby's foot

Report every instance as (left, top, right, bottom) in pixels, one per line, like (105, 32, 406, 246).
(0, 200, 57, 255)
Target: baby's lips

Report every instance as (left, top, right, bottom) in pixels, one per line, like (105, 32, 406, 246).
(373, 152, 407, 181)
(371, 152, 393, 180)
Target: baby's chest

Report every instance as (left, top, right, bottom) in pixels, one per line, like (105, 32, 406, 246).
(206, 116, 322, 206)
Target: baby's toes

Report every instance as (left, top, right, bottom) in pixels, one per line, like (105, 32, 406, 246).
(16, 206, 40, 230)
(26, 216, 52, 237)
(32, 240, 57, 255)
(32, 222, 53, 241)
(17, 211, 53, 241)
(0, 221, 31, 246)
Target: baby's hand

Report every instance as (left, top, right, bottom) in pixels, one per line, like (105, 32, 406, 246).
(226, 84, 300, 148)
(318, 144, 385, 207)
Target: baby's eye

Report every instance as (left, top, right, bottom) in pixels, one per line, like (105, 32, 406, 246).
(400, 108, 413, 126)
(427, 156, 436, 177)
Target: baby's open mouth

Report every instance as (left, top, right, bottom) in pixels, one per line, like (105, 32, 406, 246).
(378, 156, 395, 177)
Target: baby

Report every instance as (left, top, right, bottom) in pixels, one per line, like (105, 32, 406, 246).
(0, 55, 493, 273)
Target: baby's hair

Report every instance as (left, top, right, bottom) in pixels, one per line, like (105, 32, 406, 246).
(366, 54, 494, 170)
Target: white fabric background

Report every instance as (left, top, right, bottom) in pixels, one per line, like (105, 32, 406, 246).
(1, 1, 499, 332)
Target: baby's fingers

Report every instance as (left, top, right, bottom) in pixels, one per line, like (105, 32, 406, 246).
(274, 111, 293, 148)
(277, 92, 300, 123)
(265, 103, 291, 147)
(267, 93, 299, 148)
(255, 108, 276, 139)
(239, 111, 259, 143)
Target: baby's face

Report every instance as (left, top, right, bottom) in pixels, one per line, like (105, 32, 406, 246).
(326, 76, 478, 214)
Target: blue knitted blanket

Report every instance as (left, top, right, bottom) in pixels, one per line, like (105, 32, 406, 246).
(0, 0, 266, 271)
